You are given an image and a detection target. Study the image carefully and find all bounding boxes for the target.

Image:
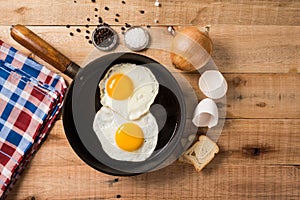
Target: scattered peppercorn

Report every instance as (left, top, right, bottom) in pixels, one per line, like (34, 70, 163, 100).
(116, 195, 121, 198)
(68, 0, 157, 50)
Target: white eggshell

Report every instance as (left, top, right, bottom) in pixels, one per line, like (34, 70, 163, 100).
(199, 70, 228, 99)
(192, 98, 218, 128)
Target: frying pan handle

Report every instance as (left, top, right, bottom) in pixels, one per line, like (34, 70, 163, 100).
(10, 24, 80, 78)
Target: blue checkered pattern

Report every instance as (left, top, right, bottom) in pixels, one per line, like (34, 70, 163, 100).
(0, 40, 66, 198)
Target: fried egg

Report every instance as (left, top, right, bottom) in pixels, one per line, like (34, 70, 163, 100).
(93, 106, 159, 162)
(99, 63, 159, 120)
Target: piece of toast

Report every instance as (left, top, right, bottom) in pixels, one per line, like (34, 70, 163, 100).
(180, 135, 219, 172)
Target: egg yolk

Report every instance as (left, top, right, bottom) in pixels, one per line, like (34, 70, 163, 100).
(115, 123, 144, 152)
(106, 74, 134, 100)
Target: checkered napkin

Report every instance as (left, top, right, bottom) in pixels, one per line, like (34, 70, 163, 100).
(0, 40, 67, 198)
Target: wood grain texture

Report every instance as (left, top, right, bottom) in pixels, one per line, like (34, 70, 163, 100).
(212, 73, 299, 119)
(20, 119, 300, 167)
(6, 164, 299, 200)
(165, 73, 300, 119)
(10, 25, 73, 74)
(1, 0, 300, 26)
(0, 0, 299, 199)
(1, 25, 299, 74)
(5, 118, 300, 199)
(2, 27, 299, 118)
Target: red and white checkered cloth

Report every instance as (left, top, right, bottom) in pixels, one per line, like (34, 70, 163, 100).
(0, 40, 67, 199)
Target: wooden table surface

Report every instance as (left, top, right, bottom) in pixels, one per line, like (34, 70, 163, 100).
(1, 0, 299, 199)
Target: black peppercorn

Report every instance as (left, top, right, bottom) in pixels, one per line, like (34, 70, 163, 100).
(92, 26, 118, 51)
(93, 28, 114, 46)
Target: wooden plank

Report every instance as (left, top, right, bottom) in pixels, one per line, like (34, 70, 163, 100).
(1, 0, 300, 26)
(215, 119, 300, 165)
(2, 27, 299, 119)
(225, 73, 300, 118)
(6, 164, 299, 199)
(209, 25, 300, 74)
(1, 25, 299, 74)
(0, 0, 298, 199)
(6, 119, 299, 199)
(185, 73, 300, 119)
(25, 119, 300, 167)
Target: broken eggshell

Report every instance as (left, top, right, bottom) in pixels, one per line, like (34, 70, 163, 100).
(192, 98, 218, 128)
(199, 70, 228, 99)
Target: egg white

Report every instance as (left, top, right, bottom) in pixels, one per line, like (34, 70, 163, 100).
(93, 106, 159, 162)
(99, 63, 159, 120)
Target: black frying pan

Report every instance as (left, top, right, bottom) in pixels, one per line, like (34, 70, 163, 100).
(10, 25, 186, 175)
